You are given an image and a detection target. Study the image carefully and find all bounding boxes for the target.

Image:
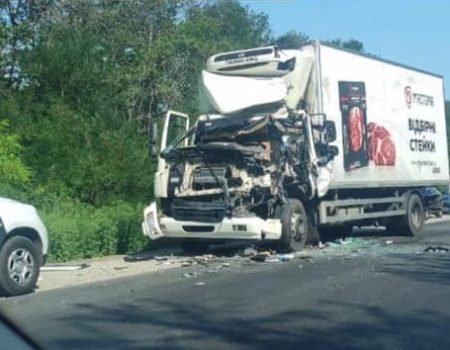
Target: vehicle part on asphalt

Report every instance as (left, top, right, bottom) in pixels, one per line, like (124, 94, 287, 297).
(424, 246, 449, 253)
(40, 264, 89, 272)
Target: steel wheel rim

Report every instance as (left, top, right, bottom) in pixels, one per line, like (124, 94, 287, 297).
(8, 248, 35, 286)
(291, 212, 306, 242)
(411, 201, 421, 228)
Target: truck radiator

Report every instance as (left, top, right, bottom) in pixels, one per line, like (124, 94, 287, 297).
(192, 166, 242, 190)
(192, 166, 227, 187)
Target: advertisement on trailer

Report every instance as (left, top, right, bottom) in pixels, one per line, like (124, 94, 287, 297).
(320, 45, 448, 188)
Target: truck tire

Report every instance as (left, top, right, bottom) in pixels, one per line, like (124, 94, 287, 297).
(278, 199, 309, 251)
(385, 218, 400, 235)
(0, 236, 40, 296)
(399, 193, 425, 236)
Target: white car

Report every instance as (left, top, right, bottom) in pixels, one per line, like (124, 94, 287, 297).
(0, 198, 48, 296)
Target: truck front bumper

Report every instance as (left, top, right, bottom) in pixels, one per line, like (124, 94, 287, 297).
(142, 202, 282, 241)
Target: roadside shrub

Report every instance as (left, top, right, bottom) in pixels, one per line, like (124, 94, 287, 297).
(41, 199, 148, 262)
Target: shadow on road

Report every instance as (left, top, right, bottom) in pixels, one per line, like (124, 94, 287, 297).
(378, 253, 450, 286)
(36, 219, 450, 350)
(52, 294, 450, 350)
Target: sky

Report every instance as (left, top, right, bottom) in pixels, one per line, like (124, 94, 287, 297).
(244, 0, 450, 100)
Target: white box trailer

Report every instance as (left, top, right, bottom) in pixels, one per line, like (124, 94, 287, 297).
(317, 44, 448, 189)
(143, 42, 449, 252)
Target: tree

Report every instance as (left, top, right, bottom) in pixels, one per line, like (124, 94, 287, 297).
(0, 0, 273, 207)
(275, 31, 309, 49)
(327, 38, 365, 53)
(0, 119, 30, 185)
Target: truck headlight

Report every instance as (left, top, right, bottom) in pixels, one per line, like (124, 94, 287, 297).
(142, 202, 162, 239)
(146, 212, 156, 234)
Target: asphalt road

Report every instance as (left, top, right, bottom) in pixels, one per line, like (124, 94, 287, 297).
(2, 219, 450, 350)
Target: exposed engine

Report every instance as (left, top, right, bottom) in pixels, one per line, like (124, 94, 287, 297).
(160, 111, 336, 223)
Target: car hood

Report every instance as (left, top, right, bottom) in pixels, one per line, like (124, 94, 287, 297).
(0, 197, 35, 211)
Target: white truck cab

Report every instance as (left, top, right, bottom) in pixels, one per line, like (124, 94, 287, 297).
(0, 198, 48, 296)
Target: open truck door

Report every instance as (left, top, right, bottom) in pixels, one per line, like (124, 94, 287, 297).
(154, 110, 190, 199)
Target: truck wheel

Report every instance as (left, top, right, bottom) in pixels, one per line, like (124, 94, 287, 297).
(400, 193, 425, 236)
(385, 218, 400, 235)
(0, 236, 40, 296)
(278, 199, 309, 251)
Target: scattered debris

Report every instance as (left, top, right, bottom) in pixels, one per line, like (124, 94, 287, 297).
(193, 254, 216, 265)
(328, 238, 352, 247)
(183, 272, 197, 278)
(265, 257, 280, 263)
(265, 254, 295, 263)
(153, 256, 169, 261)
(276, 253, 295, 262)
(248, 251, 296, 263)
(250, 251, 272, 262)
(123, 247, 183, 262)
(385, 240, 394, 245)
(41, 263, 90, 272)
(338, 238, 351, 245)
(113, 266, 129, 271)
(295, 251, 313, 260)
(242, 247, 258, 257)
(424, 246, 449, 253)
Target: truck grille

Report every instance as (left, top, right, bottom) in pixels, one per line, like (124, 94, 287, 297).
(182, 225, 215, 233)
(171, 200, 227, 223)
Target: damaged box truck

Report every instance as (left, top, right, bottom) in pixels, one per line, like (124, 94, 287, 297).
(142, 42, 449, 252)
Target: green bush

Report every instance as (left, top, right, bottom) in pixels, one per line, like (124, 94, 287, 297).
(0, 120, 31, 185)
(41, 199, 148, 262)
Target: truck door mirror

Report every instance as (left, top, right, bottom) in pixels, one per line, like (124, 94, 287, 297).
(324, 120, 337, 143)
(161, 110, 190, 152)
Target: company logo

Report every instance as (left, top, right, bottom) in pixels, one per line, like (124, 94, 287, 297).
(404, 86, 412, 109)
(404, 86, 434, 109)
